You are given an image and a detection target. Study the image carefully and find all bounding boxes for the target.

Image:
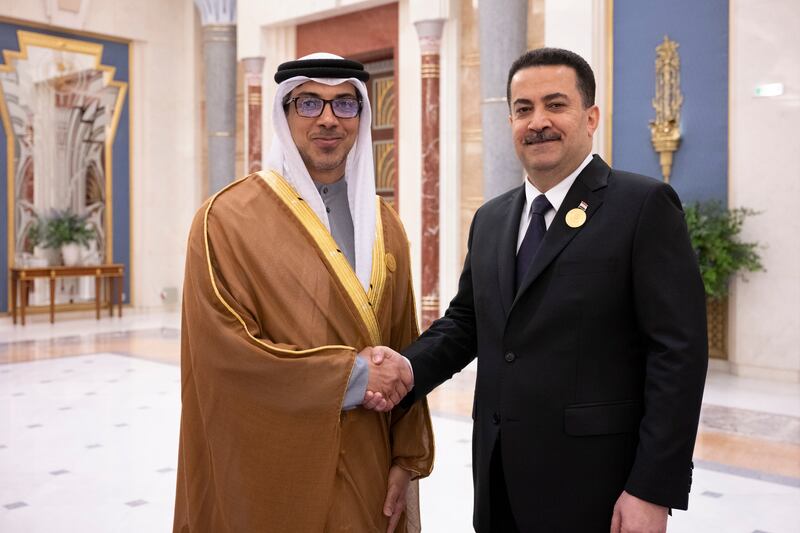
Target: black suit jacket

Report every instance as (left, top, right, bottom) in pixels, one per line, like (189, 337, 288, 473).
(404, 156, 708, 532)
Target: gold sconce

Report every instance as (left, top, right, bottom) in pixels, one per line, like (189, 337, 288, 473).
(649, 36, 683, 183)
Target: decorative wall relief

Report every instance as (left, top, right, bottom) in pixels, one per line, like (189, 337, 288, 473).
(1, 30, 126, 268)
(649, 35, 683, 183)
(0, 26, 129, 309)
(366, 59, 396, 208)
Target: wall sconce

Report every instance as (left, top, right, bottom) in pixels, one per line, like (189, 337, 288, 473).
(649, 35, 683, 183)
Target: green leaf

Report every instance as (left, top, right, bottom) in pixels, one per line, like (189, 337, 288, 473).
(42, 209, 97, 248)
(683, 201, 764, 299)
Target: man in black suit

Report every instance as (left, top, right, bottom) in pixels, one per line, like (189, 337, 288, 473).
(364, 48, 708, 532)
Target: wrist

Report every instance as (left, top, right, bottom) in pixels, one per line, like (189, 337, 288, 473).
(401, 355, 414, 385)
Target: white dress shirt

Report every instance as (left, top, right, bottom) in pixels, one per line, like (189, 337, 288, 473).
(517, 154, 594, 252)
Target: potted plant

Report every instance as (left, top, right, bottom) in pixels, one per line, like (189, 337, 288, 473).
(25, 218, 57, 266)
(684, 201, 764, 358)
(44, 209, 97, 266)
(26, 218, 43, 250)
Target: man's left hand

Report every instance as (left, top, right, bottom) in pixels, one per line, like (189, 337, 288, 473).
(383, 465, 412, 533)
(610, 490, 668, 533)
(362, 346, 413, 412)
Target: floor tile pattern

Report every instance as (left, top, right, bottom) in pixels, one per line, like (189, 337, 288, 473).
(0, 354, 180, 533)
(1, 311, 799, 532)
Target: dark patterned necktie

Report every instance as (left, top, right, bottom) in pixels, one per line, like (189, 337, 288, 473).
(515, 194, 552, 291)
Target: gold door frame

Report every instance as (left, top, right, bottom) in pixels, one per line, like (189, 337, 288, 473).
(0, 28, 129, 310)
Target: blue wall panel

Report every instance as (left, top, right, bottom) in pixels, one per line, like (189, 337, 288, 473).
(0, 21, 130, 312)
(612, 0, 728, 205)
(113, 97, 131, 302)
(0, 73, 6, 313)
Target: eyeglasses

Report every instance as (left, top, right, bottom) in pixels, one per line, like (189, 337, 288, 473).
(284, 95, 362, 119)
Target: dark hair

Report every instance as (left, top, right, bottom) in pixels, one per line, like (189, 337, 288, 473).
(506, 47, 596, 108)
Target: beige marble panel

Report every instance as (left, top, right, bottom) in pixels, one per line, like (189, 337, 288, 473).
(235, 60, 244, 180)
(729, 0, 800, 381)
(528, 0, 546, 49)
(461, 0, 479, 55)
(459, 0, 483, 261)
(460, 140, 484, 262)
(460, 61, 483, 129)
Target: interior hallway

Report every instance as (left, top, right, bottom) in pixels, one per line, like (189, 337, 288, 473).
(1, 310, 798, 532)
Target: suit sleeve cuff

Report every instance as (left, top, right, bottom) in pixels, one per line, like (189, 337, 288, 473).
(402, 355, 414, 384)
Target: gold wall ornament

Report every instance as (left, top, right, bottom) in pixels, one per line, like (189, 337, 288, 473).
(649, 35, 683, 183)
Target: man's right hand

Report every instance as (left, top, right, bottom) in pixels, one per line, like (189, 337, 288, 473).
(358, 346, 412, 411)
(610, 490, 668, 533)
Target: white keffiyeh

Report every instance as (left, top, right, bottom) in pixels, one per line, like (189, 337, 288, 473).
(265, 52, 376, 292)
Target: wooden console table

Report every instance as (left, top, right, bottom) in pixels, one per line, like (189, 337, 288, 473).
(9, 264, 125, 325)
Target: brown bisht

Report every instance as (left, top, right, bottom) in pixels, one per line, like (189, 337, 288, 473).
(174, 172, 434, 533)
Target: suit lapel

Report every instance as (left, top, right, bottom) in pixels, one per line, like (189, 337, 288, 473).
(511, 156, 611, 311)
(497, 186, 526, 317)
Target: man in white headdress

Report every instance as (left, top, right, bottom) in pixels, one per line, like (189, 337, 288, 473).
(174, 53, 434, 533)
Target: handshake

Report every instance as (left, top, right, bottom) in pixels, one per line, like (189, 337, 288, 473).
(358, 346, 413, 412)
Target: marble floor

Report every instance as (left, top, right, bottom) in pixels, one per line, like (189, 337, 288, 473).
(1, 310, 798, 532)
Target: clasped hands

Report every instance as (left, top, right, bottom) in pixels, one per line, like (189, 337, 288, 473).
(358, 346, 412, 412)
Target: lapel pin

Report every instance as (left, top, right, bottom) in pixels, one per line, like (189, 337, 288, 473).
(565, 201, 588, 228)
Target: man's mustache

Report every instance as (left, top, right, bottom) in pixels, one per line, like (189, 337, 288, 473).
(523, 130, 561, 145)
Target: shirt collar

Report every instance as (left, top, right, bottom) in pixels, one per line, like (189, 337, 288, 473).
(523, 153, 594, 218)
(313, 176, 347, 195)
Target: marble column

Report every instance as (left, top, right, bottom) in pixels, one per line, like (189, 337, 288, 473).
(242, 57, 265, 174)
(195, 0, 237, 194)
(415, 19, 445, 329)
(479, 0, 528, 200)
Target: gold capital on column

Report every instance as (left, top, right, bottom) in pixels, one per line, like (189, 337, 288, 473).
(421, 66, 441, 79)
